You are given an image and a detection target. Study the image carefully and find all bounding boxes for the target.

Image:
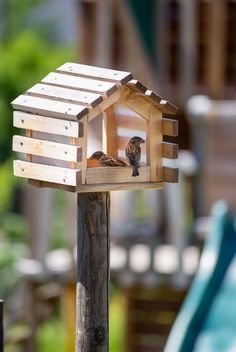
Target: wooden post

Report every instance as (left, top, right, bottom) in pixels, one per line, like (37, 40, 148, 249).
(0, 300, 3, 352)
(76, 192, 110, 352)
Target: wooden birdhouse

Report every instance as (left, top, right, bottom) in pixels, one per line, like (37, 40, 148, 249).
(12, 62, 178, 192)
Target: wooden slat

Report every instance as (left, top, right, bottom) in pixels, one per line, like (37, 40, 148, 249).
(144, 90, 162, 104)
(126, 80, 147, 93)
(146, 106, 162, 181)
(28, 179, 75, 192)
(163, 166, 179, 183)
(13, 111, 81, 138)
(11, 95, 88, 120)
(86, 166, 150, 184)
(28, 179, 164, 193)
(162, 103, 178, 117)
(159, 100, 177, 115)
(14, 160, 81, 186)
(42, 72, 118, 96)
(162, 118, 178, 137)
(162, 142, 178, 159)
(103, 106, 117, 156)
(56, 62, 133, 85)
(27, 83, 103, 108)
(13, 135, 82, 163)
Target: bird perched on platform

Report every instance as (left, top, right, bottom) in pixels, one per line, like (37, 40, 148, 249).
(125, 136, 145, 177)
(90, 151, 127, 167)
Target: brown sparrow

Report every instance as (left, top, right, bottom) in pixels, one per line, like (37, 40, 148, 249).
(90, 151, 127, 167)
(125, 136, 145, 176)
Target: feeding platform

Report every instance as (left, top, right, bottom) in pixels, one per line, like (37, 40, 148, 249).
(12, 62, 178, 192)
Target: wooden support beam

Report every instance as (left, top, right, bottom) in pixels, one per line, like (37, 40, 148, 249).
(80, 118, 88, 184)
(119, 86, 150, 120)
(28, 179, 164, 193)
(76, 192, 110, 351)
(103, 106, 117, 157)
(88, 90, 120, 121)
(162, 142, 178, 159)
(146, 106, 163, 181)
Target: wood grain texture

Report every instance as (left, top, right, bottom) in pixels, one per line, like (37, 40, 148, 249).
(146, 106, 162, 181)
(159, 100, 177, 115)
(76, 192, 110, 351)
(14, 160, 81, 186)
(162, 119, 178, 137)
(28, 179, 164, 193)
(126, 79, 147, 93)
(144, 90, 162, 104)
(87, 90, 120, 121)
(103, 106, 117, 156)
(42, 72, 117, 97)
(57, 62, 132, 85)
(162, 142, 178, 159)
(13, 111, 81, 138)
(13, 135, 82, 162)
(119, 86, 150, 120)
(163, 166, 179, 183)
(11, 95, 88, 120)
(27, 83, 103, 108)
(86, 166, 150, 184)
(80, 118, 88, 184)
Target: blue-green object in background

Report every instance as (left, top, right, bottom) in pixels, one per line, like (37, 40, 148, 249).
(165, 200, 236, 352)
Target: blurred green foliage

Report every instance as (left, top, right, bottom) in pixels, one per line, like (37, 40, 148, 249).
(0, 31, 73, 162)
(110, 292, 126, 352)
(37, 318, 65, 352)
(0, 0, 74, 319)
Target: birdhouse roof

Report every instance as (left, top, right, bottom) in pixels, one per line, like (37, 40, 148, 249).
(11, 62, 177, 121)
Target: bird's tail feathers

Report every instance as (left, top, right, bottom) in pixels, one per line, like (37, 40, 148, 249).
(132, 166, 139, 177)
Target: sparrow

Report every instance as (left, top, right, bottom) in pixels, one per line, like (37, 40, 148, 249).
(90, 151, 127, 167)
(125, 136, 145, 177)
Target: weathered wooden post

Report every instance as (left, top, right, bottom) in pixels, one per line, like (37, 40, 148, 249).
(11, 62, 178, 351)
(77, 193, 110, 351)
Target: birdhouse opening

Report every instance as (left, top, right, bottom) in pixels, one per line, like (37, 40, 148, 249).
(114, 103, 147, 165)
(86, 103, 148, 173)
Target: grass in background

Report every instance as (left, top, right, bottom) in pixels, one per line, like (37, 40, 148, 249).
(37, 318, 65, 352)
(110, 291, 126, 352)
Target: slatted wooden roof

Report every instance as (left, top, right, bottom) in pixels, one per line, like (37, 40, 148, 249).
(11, 62, 177, 121)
